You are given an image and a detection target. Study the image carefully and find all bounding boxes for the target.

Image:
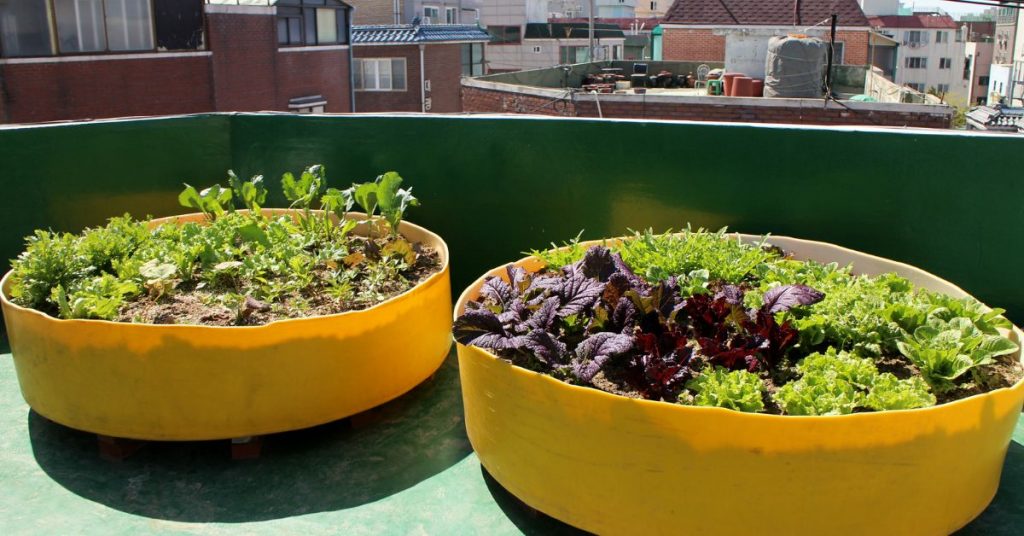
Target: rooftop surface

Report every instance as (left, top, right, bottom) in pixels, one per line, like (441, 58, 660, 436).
(0, 349, 1021, 535)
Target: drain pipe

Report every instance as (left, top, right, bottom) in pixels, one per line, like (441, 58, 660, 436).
(420, 44, 426, 113)
(591, 90, 603, 118)
(348, 8, 356, 112)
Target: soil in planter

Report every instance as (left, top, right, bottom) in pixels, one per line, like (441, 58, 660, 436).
(117, 239, 441, 327)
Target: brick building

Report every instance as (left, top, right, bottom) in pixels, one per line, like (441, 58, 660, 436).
(0, 0, 354, 124)
(352, 23, 489, 112)
(660, 0, 872, 70)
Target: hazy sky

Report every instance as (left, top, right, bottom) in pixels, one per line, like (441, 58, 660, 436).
(905, 1, 989, 16)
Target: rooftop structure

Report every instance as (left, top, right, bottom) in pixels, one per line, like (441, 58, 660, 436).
(966, 104, 1024, 133)
(462, 60, 953, 128)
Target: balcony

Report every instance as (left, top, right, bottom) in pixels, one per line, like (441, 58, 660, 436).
(0, 113, 1022, 533)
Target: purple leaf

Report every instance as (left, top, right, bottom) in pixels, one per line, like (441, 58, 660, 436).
(611, 296, 639, 333)
(525, 296, 560, 331)
(454, 309, 524, 351)
(522, 330, 568, 365)
(578, 246, 616, 281)
(612, 252, 646, 289)
(506, 264, 530, 293)
(557, 270, 605, 317)
(480, 276, 515, 309)
(762, 284, 825, 314)
(715, 285, 745, 306)
(572, 332, 634, 382)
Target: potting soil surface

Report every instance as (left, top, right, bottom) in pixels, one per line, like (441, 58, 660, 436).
(0, 347, 1021, 535)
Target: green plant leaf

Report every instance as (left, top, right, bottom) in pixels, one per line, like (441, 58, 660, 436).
(354, 182, 378, 216)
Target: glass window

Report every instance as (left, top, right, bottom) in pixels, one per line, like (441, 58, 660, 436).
(445, 7, 457, 24)
(0, 0, 54, 57)
(316, 8, 336, 44)
(936, 31, 946, 43)
(461, 42, 484, 76)
(424, 7, 439, 23)
(106, 0, 153, 51)
(277, 1, 348, 46)
(355, 58, 406, 91)
(55, 0, 108, 53)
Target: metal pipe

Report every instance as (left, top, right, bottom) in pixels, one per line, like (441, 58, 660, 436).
(349, 8, 356, 113)
(589, 0, 594, 61)
(420, 44, 426, 113)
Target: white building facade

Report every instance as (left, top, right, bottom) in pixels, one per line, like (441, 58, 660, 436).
(869, 13, 970, 101)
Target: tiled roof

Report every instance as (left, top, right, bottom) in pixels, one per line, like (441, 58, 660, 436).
(352, 24, 492, 44)
(663, 0, 870, 27)
(548, 17, 664, 31)
(966, 106, 1024, 132)
(868, 14, 958, 30)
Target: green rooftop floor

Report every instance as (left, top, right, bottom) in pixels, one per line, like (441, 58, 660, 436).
(0, 348, 1022, 535)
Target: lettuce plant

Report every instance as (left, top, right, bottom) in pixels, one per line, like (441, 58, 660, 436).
(684, 368, 765, 412)
(897, 317, 1018, 393)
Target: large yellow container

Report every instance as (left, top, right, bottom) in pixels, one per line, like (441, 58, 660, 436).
(456, 235, 1024, 536)
(1, 210, 452, 440)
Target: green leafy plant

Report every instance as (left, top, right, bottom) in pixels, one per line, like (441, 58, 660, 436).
(9, 164, 438, 327)
(683, 368, 765, 412)
(896, 317, 1018, 393)
(347, 172, 419, 237)
(178, 184, 233, 220)
(228, 170, 268, 213)
(864, 374, 935, 411)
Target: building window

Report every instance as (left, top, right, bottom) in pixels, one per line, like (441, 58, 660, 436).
(423, 6, 439, 24)
(979, 75, 990, 86)
(277, 0, 350, 47)
(935, 31, 946, 44)
(559, 45, 589, 64)
(906, 82, 925, 92)
(51, 0, 154, 53)
(488, 26, 520, 45)
(1, 0, 207, 58)
(650, 1, 657, 9)
(461, 42, 484, 76)
(445, 7, 457, 24)
(963, 56, 971, 80)
(906, 30, 922, 44)
(354, 58, 407, 91)
(0, 0, 54, 57)
(939, 57, 951, 69)
(906, 57, 927, 69)
(936, 83, 950, 94)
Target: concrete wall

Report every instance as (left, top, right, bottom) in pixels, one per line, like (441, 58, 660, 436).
(865, 67, 936, 103)
(487, 38, 626, 72)
(966, 41, 994, 105)
(663, 27, 869, 67)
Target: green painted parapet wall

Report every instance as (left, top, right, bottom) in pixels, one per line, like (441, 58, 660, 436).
(1, 113, 1022, 324)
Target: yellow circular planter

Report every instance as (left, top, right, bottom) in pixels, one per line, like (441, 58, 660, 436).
(1, 210, 452, 441)
(455, 235, 1024, 536)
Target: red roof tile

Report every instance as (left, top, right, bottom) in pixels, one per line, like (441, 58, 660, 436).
(867, 13, 958, 30)
(664, 0, 870, 27)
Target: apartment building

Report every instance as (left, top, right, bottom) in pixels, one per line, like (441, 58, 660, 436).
(869, 12, 969, 100)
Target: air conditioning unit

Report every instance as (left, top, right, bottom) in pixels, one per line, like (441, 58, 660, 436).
(422, 17, 432, 25)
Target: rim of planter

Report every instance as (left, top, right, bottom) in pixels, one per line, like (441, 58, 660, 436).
(1, 209, 452, 440)
(454, 233, 1024, 535)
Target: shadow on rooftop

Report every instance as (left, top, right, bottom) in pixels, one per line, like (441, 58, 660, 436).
(481, 466, 589, 536)
(27, 349, 472, 523)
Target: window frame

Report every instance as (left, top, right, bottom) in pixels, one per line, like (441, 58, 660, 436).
(488, 25, 521, 45)
(445, 7, 457, 24)
(354, 57, 407, 92)
(905, 57, 927, 69)
(423, 6, 439, 24)
(939, 57, 952, 70)
(461, 42, 484, 76)
(276, 0, 350, 48)
(0, 0, 210, 59)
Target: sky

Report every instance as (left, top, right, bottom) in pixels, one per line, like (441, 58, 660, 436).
(905, 1, 990, 16)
